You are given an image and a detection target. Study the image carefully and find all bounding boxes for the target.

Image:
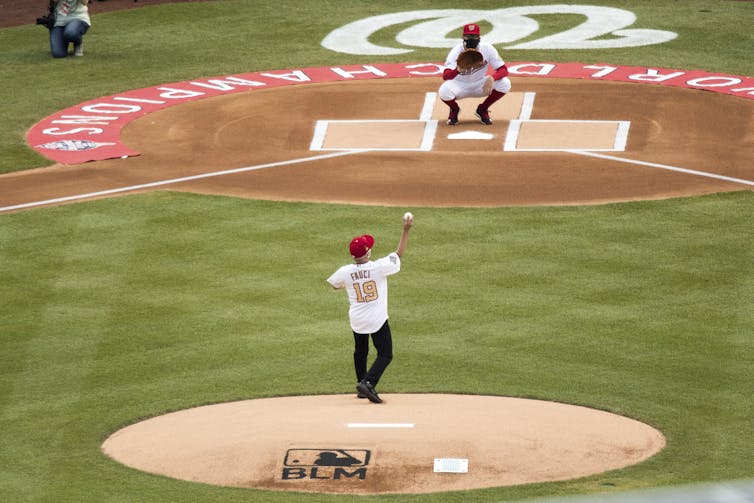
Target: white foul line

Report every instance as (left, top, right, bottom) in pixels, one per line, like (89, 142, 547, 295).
(346, 423, 415, 428)
(0, 150, 369, 213)
(568, 150, 754, 187)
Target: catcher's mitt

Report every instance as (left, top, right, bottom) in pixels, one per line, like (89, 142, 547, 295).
(456, 49, 485, 74)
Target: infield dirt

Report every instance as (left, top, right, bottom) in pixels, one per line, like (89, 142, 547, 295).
(3, 77, 752, 210)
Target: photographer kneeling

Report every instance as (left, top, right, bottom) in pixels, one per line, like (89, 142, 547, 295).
(44, 0, 91, 58)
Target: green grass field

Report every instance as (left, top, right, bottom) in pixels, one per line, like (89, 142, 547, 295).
(1, 1, 753, 501)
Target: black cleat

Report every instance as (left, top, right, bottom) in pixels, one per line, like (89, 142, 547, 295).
(475, 106, 492, 125)
(356, 380, 382, 403)
(447, 108, 459, 125)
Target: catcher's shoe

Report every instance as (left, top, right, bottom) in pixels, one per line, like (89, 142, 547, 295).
(356, 380, 382, 403)
(447, 108, 459, 125)
(475, 106, 492, 125)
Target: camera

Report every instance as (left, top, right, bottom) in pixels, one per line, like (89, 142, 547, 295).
(36, 14, 55, 30)
(36, 1, 57, 30)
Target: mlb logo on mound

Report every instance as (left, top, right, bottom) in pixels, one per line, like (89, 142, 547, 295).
(281, 448, 371, 481)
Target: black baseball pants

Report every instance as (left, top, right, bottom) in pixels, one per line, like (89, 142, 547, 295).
(353, 320, 393, 386)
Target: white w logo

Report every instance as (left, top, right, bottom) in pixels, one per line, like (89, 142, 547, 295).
(322, 6, 677, 55)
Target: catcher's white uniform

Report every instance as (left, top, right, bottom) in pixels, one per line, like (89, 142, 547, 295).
(439, 42, 512, 101)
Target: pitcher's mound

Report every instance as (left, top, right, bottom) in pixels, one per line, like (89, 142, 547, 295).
(102, 394, 664, 494)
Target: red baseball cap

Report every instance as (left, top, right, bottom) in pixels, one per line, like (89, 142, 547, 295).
(349, 234, 374, 258)
(463, 23, 481, 36)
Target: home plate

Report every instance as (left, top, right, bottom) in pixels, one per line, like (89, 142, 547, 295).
(434, 458, 469, 473)
(447, 131, 494, 140)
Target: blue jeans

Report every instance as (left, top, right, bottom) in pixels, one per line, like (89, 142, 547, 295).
(50, 21, 90, 58)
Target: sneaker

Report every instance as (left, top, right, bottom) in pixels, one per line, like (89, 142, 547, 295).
(475, 106, 492, 125)
(356, 380, 382, 403)
(447, 108, 459, 126)
(357, 391, 368, 399)
(73, 44, 84, 57)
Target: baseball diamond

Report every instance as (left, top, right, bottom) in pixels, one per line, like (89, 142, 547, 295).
(2, 67, 750, 495)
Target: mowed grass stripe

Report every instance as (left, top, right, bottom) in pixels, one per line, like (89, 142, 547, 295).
(1, 208, 143, 500)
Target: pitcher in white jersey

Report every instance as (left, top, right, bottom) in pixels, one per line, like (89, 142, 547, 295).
(327, 213, 413, 403)
(439, 23, 512, 125)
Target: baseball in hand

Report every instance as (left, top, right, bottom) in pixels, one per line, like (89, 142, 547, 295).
(403, 211, 414, 224)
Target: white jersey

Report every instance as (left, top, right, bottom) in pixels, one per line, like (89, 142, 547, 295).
(327, 253, 401, 334)
(444, 42, 505, 83)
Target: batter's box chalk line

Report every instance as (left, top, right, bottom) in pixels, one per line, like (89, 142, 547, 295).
(309, 119, 437, 152)
(504, 119, 631, 152)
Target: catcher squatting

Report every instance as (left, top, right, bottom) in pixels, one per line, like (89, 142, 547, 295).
(440, 23, 512, 125)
